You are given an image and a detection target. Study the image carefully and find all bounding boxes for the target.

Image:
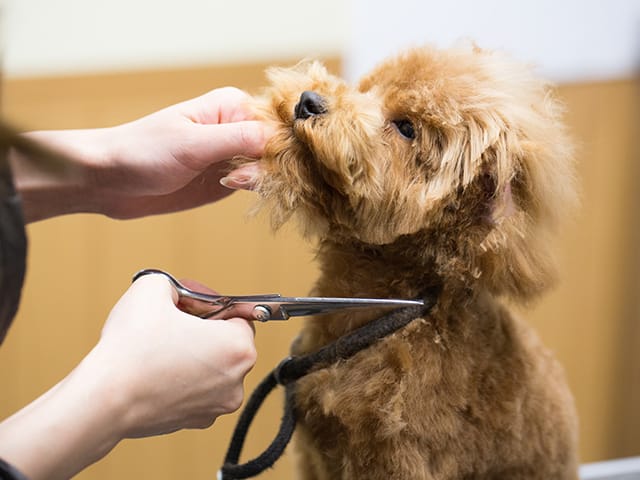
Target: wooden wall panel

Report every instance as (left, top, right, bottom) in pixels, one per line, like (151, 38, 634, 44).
(0, 60, 637, 479)
(527, 78, 640, 461)
(0, 59, 343, 480)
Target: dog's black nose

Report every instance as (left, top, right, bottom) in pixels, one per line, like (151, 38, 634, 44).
(294, 91, 327, 120)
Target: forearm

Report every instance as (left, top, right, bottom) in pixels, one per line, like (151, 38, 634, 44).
(0, 350, 126, 479)
(6, 89, 270, 223)
(0, 274, 257, 478)
(8, 129, 114, 223)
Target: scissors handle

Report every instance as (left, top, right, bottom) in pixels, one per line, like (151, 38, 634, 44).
(132, 269, 281, 319)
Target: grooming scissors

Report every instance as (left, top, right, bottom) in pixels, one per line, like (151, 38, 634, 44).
(132, 268, 424, 322)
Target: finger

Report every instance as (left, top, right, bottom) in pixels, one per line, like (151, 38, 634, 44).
(224, 316, 257, 337)
(130, 272, 180, 306)
(179, 278, 219, 295)
(109, 165, 236, 218)
(196, 120, 274, 161)
(219, 162, 261, 191)
(181, 87, 254, 124)
(175, 278, 222, 317)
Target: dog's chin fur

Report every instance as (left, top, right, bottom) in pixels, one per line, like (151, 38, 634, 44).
(239, 45, 579, 479)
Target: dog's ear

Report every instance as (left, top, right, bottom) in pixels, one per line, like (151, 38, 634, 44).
(476, 134, 520, 228)
(474, 114, 576, 301)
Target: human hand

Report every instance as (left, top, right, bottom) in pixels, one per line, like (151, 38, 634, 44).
(96, 87, 269, 218)
(10, 87, 271, 222)
(92, 273, 257, 437)
(0, 273, 256, 480)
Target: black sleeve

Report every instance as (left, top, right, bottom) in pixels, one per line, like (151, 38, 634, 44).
(0, 458, 29, 480)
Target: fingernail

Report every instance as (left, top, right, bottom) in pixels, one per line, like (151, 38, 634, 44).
(220, 176, 238, 189)
(220, 175, 254, 190)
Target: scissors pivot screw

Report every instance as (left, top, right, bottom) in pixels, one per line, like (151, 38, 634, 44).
(252, 305, 273, 322)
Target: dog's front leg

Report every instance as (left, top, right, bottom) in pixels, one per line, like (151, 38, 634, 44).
(292, 427, 334, 480)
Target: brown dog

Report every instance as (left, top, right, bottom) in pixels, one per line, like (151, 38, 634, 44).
(233, 45, 579, 480)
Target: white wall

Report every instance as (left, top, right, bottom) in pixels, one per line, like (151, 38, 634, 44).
(3, 0, 638, 83)
(346, 0, 640, 83)
(2, 0, 347, 78)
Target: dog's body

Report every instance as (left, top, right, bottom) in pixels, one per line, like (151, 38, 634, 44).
(289, 242, 578, 480)
(238, 45, 578, 479)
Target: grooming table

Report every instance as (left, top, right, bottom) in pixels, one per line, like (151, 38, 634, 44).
(580, 457, 640, 479)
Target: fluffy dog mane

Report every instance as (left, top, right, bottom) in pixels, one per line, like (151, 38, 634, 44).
(250, 45, 575, 302)
(233, 44, 579, 480)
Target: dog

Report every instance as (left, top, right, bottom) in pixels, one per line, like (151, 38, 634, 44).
(230, 44, 579, 480)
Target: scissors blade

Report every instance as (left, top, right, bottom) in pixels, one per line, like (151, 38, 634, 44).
(278, 297, 424, 319)
(206, 297, 425, 321)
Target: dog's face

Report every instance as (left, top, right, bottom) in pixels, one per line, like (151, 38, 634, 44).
(240, 46, 575, 300)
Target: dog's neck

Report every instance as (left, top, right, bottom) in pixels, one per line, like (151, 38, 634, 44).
(293, 233, 492, 353)
(312, 233, 444, 300)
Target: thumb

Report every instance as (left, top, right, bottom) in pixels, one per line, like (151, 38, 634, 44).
(129, 272, 180, 307)
(101, 273, 180, 337)
(194, 120, 273, 164)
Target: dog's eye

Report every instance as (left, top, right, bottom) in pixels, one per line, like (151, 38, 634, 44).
(392, 119, 416, 140)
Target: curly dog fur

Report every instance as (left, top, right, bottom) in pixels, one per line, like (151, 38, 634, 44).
(236, 44, 579, 479)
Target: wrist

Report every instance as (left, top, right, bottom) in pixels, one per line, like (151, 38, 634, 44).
(74, 343, 135, 440)
(0, 347, 126, 479)
(8, 128, 114, 222)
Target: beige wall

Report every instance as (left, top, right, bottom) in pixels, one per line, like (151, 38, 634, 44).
(0, 61, 638, 479)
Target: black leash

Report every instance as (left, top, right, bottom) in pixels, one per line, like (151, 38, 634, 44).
(218, 295, 436, 480)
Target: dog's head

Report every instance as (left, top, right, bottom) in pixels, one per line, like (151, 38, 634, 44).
(238, 45, 575, 301)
